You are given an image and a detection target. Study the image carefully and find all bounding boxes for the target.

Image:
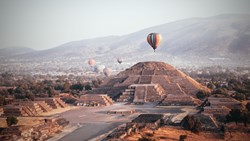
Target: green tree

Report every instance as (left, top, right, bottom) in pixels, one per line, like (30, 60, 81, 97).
(246, 102, 250, 111)
(70, 83, 84, 91)
(182, 115, 202, 133)
(0, 95, 5, 106)
(207, 83, 216, 89)
(227, 109, 242, 125)
(242, 111, 249, 127)
(63, 81, 70, 92)
(196, 91, 207, 100)
(48, 87, 57, 97)
(85, 84, 92, 91)
(25, 92, 35, 101)
(138, 136, 155, 141)
(235, 93, 246, 101)
(6, 116, 18, 126)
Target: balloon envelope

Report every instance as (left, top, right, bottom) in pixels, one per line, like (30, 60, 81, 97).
(147, 33, 162, 51)
(88, 59, 96, 67)
(103, 67, 112, 77)
(94, 65, 105, 74)
(117, 58, 123, 64)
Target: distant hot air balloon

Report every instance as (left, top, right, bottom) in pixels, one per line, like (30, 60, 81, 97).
(88, 59, 96, 67)
(117, 58, 123, 64)
(94, 65, 105, 74)
(147, 33, 162, 52)
(103, 67, 112, 77)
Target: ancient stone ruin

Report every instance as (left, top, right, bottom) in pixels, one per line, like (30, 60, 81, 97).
(207, 97, 243, 109)
(104, 114, 165, 140)
(77, 94, 114, 106)
(2, 98, 67, 117)
(91, 61, 210, 105)
(0, 117, 69, 141)
(35, 98, 68, 109)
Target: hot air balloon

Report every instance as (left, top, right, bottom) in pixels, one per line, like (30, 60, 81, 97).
(94, 65, 105, 74)
(117, 58, 123, 64)
(147, 33, 162, 52)
(103, 67, 112, 77)
(88, 59, 96, 67)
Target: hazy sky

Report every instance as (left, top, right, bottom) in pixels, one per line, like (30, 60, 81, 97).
(0, 0, 250, 50)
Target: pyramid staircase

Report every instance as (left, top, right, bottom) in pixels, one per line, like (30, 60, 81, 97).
(117, 85, 135, 102)
(21, 106, 39, 116)
(79, 94, 114, 106)
(36, 101, 53, 112)
(3, 105, 39, 117)
(133, 86, 147, 103)
(35, 98, 68, 109)
(3, 106, 24, 117)
(102, 95, 114, 105)
(146, 84, 165, 102)
(117, 83, 165, 103)
(18, 101, 43, 115)
(56, 98, 68, 108)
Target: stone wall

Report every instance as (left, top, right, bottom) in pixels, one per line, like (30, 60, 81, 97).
(0, 117, 69, 141)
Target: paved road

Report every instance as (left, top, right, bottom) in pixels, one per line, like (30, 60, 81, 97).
(58, 122, 124, 141)
(53, 103, 192, 141)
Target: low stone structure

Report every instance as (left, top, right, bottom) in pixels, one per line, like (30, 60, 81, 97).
(0, 117, 69, 141)
(104, 114, 165, 141)
(132, 114, 164, 128)
(35, 98, 68, 109)
(208, 97, 243, 109)
(77, 94, 114, 106)
(3, 101, 50, 117)
(181, 114, 219, 132)
(2, 98, 67, 117)
(160, 94, 199, 106)
(203, 106, 231, 116)
(107, 109, 136, 115)
(3, 105, 39, 117)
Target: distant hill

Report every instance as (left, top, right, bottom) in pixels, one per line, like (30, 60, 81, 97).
(0, 47, 35, 58)
(3, 14, 250, 67)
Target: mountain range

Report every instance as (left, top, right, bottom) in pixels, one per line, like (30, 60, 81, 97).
(1, 14, 250, 68)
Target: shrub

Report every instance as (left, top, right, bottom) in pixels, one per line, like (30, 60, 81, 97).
(246, 102, 250, 111)
(196, 91, 207, 100)
(235, 93, 246, 101)
(6, 116, 18, 126)
(84, 84, 92, 91)
(138, 136, 155, 141)
(182, 115, 202, 133)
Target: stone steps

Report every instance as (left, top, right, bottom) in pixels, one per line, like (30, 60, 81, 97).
(35, 98, 68, 109)
(78, 94, 113, 106)
(117, 87, 135, 102)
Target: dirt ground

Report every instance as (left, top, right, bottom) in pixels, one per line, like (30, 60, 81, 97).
(125, 126, 250, 141)
(40, 105, 78, 116)
(0, 117, 44, 128)
(0, 106, 76, 128)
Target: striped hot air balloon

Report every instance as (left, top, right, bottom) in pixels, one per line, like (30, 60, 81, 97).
(147, 33, 162, 52)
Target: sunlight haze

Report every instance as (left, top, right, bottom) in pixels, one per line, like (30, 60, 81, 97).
(0, 0, 250, 50)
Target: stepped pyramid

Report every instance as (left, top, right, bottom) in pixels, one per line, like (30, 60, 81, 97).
(91, 62, 210, 105)
(35, 98, 68, 109)
(78, 94, 114, 106)
(3, 101, 51, 117)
